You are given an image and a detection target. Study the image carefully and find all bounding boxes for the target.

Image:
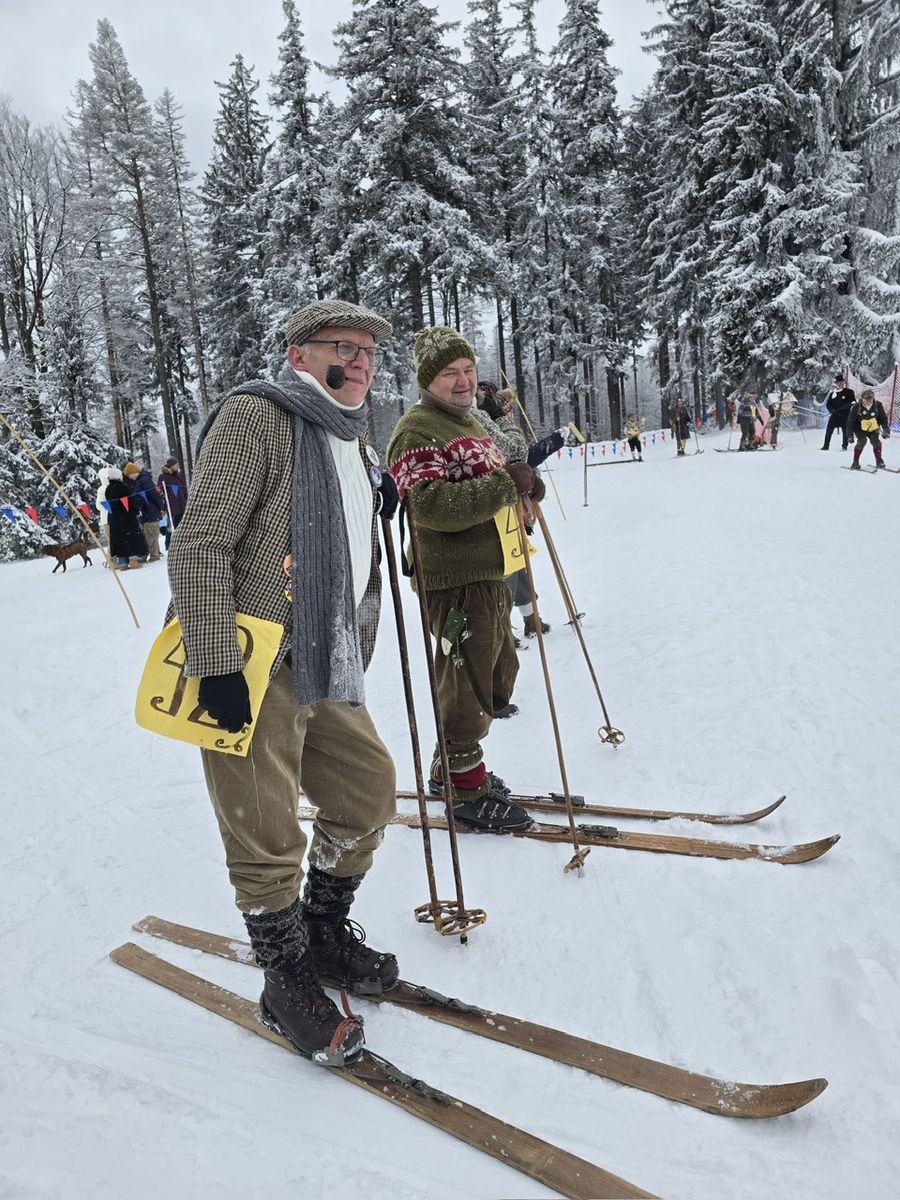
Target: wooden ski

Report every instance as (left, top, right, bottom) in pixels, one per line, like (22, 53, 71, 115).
(110, 941, 655, 1200)
(394, 789, 788, 826)
(297, 806, 839, 866)
(133, 916, 829, 1121)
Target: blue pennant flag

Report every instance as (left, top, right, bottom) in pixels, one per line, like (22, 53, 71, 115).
(568, 447, 573, 458)
(2, 507, 15, 521)
(101, 500, 112, 513)
(591, 444, 596, 456)
(612, 442, 617, 454)
(170, 484, 180, 495)
(652, 433, 656, 444)
(53, 505, 67, 518)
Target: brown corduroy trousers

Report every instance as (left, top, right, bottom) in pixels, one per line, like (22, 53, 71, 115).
(201, 664, 396, 914)
(426, 579, 519, 779)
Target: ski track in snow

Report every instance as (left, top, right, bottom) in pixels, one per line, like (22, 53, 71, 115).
(1, 429, 898, 1199)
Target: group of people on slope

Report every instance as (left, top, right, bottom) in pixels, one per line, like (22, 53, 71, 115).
(97, 457, 188, 568)
(819, 374, 891, 468)
(164, 299, 559, 1069)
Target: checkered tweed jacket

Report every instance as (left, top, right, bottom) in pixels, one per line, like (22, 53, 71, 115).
(167, 391, 381, 681)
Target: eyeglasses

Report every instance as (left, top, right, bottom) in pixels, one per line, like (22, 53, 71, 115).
(304, 339, 381, 367)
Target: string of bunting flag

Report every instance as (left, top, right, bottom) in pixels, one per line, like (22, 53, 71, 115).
(0, 483, 182, 525)
(557, 428, 671, 460)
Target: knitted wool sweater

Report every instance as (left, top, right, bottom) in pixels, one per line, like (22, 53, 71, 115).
(387, 391, 518, 591)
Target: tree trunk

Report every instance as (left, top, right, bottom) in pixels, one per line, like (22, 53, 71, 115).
(131, 163, 179, 453)
(408, 263, 424, 331)
(533, 339, 546, 427)
(495, 295, 507, 380)
(426, 276, 436, 326)
(658, 329, 672, 430)
(509, 293, 526, 408)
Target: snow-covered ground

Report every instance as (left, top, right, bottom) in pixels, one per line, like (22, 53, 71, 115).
(2, 427, 897, 1200)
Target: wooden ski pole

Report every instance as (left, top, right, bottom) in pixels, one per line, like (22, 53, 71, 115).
(403, 498, 487, 941)
(500, 368, 567, 522)
(380, 516, 484, 939)
(0, 410, 140, 628)
(534, 502, 624, 747)
(514, 499, 589, 874)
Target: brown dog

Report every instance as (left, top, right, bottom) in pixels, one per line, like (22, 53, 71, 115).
(41, 540, 93, 573)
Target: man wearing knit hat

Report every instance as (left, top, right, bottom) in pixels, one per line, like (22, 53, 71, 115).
(168, 299, 400, 1067)
(387, 326, 545, 834)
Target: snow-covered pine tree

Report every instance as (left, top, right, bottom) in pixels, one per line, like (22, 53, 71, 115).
(0, 100, 72, 439)
(507, 0, 554, 427)
(259, 0, 327, 372)
(462, 0, 528, 399)
(202, 55, 270, 391)
(640, 0, 723, 424)
(75, 20, 183, 456)
(828, 0, 900, 377)
(155, 90, 211, 422)
(41, 259, 98, 423)
(701, 0, 849, 393)
(327, 0, 483, 382)
(545, 0, 622, 435)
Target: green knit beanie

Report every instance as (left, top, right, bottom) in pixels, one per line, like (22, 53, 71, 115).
(414, 326, 476, 389)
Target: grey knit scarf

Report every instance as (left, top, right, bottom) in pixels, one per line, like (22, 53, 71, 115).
(196, 363, 369, 708)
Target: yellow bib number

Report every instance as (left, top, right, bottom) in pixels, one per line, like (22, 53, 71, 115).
(135, 614, 284, 756)
(493, 505, 537, 576)
(861, 415, 879, 433)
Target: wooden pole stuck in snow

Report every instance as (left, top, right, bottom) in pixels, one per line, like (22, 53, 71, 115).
(514, 499, 589, 875)
(535, 503, 624, 749)
(380, 516, 485, 940)
(0, 410, 140, 629)
(401, 497, 487, 940)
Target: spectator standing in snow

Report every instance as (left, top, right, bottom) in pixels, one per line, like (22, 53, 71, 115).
(473, 382, 551, 662)
(157, 457, 188, 550)
(737, 393, 759, 451)
(848, 388, 890, 469)
(625, 413, 644, 461)
(123, 461, 163, 561)
(671, 398, 691, 456)
(388, 327, 545, 833)
(167, 298, 399, 1068)
(105, 467, 147, 569)
(820, 375, 855, 451)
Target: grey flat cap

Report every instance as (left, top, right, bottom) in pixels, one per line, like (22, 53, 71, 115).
(285, 299, 392, 347)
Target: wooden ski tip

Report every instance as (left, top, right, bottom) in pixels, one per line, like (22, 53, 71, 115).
(750, 794, 786, 820)
(768, 834, 840, 864)
(714, 1076, 828, 1119)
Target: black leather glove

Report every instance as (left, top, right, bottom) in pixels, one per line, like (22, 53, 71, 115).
(376, 469, 400, 520)
(199, 671, 252, 733)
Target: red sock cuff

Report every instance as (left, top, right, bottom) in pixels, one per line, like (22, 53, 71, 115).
(449, 763, 487, 791)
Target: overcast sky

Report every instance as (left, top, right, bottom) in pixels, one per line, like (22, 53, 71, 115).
(0, 0, 665, 170)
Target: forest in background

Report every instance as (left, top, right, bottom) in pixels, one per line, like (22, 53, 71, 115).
(1, 0, 899, 558)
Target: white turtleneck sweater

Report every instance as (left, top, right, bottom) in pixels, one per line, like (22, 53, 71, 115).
(295, 370, 373, 606)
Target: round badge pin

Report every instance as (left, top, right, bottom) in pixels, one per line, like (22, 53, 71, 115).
(366, 444, 380, 467)
(369, 465, 383, 487)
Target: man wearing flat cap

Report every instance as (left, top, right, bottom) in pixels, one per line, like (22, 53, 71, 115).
(168, 299, 400, 1066)
(387, 326, 545, 836)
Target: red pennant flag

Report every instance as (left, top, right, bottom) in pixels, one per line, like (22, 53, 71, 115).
(662, 431, 667, 442)
(25, 506, 38, 522)
(120, 496, 129, 512)
(601, 444, 606, 456)
(79, 503, 91, 518)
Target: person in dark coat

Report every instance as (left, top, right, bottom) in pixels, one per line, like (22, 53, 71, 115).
(821, 375, 856, 450)
(737, 393, 759, 450)
(105, 468, 148, 569)
(157, 457, 188, 549)
(848, 388, 890, 469)
(124, 461, 163, 562)
(671, 399, 692, 456)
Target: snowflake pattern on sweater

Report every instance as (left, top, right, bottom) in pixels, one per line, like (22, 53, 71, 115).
(390, 435, 506, 498)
